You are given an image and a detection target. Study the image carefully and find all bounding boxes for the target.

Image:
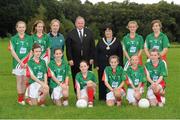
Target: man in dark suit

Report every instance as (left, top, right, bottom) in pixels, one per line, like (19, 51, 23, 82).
(66, 16, 95, 93)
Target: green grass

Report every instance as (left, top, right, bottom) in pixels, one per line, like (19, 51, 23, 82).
(0, 39, 180, 119)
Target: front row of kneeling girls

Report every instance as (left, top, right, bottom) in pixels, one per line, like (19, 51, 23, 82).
(25, 43, 69, 106)
(102, 48, 167, 107)
(25, 43, 167, 107)
(102, 49, 167, 107)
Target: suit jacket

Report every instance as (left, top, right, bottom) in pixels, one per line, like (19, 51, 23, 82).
(95, 37, 123, 69)
(66, 28, 95, 67)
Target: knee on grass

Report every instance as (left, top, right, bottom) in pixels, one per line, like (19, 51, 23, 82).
(134, 91, 141, 101)
(106, 100, 115, 106)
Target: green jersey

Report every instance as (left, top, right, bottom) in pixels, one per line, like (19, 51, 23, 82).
(75, 71, 97, 90)
(48, 33, 65, 60)
(10, 33, 33, 69)
(103, 66, 126, 92)
(126, 65, 146, 88)
(48, 60, 71, 88)
(145, 32, 170, 52)
(122, 33, 144, 62)
(27, 58, 47, 84)
(32, 34, 50, 57)
(145, 59, 168, 87)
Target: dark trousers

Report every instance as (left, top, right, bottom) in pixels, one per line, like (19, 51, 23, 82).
(98, 66, 107, 101)
(71, 65, 80, 94)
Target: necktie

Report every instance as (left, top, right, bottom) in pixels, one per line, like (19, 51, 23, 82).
(79, 30, 83, 42)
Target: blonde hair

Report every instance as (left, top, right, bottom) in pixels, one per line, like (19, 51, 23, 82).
(126, 21, 139, 29)
(16, 21, 26, 28)
(31, 20, 46, 34)
(130, 54, 139, 62)
(151, 19, 162, 28)
(131, 54, 138, 59)
(50, 19, 60, 27)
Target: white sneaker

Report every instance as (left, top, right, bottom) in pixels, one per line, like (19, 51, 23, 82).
(63, 100, 69, 106)
(88, 102, 93, 107)
(40, 104, 46, 107)
(88, 104, 93, 107)
(161, 96, 165, 104)
(18, 101, 25, 105)
(158, 102, 164, 107)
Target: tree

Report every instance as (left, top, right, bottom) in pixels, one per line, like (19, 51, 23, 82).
(0, 0, 37, 36)
(60, 15, 75, 38)
(26, 4, 47, 34)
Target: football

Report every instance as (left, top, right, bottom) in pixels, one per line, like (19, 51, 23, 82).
(76, 99, 88, 108)
(138, 98, 150, 108)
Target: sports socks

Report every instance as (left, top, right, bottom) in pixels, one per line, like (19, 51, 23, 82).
(87, 87, 94, 103)
(155, 92, 162, 103)
(18, 93, 24, 102)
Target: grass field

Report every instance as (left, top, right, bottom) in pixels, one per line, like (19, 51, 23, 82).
(0, 39, 180, 119)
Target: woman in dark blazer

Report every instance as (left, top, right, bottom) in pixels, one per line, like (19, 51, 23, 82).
(95, 24, 123, 101)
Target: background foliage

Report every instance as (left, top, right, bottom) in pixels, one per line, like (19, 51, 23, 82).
(1, 0, 180, 42)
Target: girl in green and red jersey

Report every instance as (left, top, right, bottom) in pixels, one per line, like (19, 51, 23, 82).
(145, 49, 168, 107)
(48, 48, 70, 106)
(122, 21, 144, 70)
(75, 60, 97, 107)
(9, 21, 33, 105)
(26, 43, 49, 106)
(102, 55, 126, 107)
(31, 20, 50, 64)
(144, 20, 170, 62)
(126, 55, 146, 106)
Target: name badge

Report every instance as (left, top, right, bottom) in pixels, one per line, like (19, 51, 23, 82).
(37, 72, 43, 79)
(153, 75, 158, 81)
(20, 47, 27, 54)
(57, 75, 63, 82)
(112, 81, 118, 88)
(134, 79, 139, 86)
(153, 46, 159, 50)
(130, 46, 136, 53)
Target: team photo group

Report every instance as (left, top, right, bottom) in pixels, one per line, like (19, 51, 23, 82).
(9, 15, 170, 108)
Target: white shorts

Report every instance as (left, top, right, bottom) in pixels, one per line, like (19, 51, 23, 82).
(106, 89, 126, 101)
(80, 87, 88, 99)
(147, 85, 163, 100)
(126, 88, 136, 103)
(12, 68, 25, 76)
(51, 86, 63, 100)
(27, 82, 42, 99)
(79, 87, 95, 99)
(147, 88, 156, 100)
(126, 88, 143, 103)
